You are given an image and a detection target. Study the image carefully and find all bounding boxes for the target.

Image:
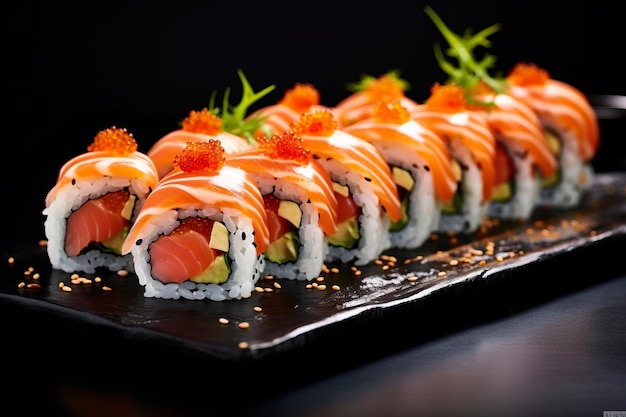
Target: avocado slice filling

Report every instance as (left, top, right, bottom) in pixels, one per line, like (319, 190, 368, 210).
(491, 180, 515, 203)
(265, 231, 300, 264)
(389, 166, 414, 231)
(540, 129, 562, 189)
(441, 160, 464, 214)
(98, 227, 130, 254)
(441, 191, 464, 214)
(190, 254, 231, 284)
(328, 217, 360, 249)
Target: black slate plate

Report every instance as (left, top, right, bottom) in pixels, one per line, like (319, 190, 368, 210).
(3, 173, 626, 367)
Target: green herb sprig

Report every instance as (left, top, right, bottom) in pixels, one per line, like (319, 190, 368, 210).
(208, 69, 276, 144)
(425, 6, 507, 105)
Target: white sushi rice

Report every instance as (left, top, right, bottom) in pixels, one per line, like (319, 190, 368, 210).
(128, 208, 265, 301)
(319, 158, 391, 266)
(537, 127, 594, 209)
(487, 142, 541, 221)
(255, 176, 327, 281)
(43, 176, 152, 274)
(437, 140, 488, 234)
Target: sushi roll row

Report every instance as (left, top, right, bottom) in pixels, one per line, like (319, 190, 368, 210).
(43, 35, 600, 301)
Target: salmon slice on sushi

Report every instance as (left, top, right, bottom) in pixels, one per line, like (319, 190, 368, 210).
(343, 100, 458, 250)
(411, 83, 497, 234)
(506, 62, 600, 208)
(147, 69, 274, 179)
(43, 127, 159, 274)
(289, 107, 403, 265)
(121, 140, 270, 301)
(226, 131, 339, 281)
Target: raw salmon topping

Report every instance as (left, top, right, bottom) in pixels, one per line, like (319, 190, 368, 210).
(373, 99, 411, 124)
(426, 83, 467, 113)
(87, 127, 138, 156)
(182, 108, 222, 135)
(278, 83, 320, 113)
(506, 62, 550, 87)
(290, 109, 338, 137)
(257, 130, 310, 163)
(173, 140, 225, 173)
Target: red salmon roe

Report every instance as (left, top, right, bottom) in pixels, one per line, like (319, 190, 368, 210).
(366, 74, 406, 103)
(506, 62, 550, 87)
(373, 99, 411, 124)
(258, 131, 310, 163)
(98, 190, 131, 213)
(426, 83, 468, 113)
(182, 108, 222, 135)
(278, 83, 320, 114)
(87, 127, 138, 156)
(290, 109, 337, 137)
(172, 217, 215, 242)
(173, 140, 225, 173)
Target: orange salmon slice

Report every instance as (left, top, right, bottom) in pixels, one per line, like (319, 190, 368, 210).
(149, 230, 217, 284)
(64, 190, 131, 256)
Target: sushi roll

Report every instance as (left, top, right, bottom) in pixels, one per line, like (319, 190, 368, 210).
(505, 62, 600, 208)
(470, 85, 558, 221)
(121, 140, 270, 301)
(333, 70, 420, 128)
(290, 107, 403, 265)
(226, 131, 339, 280)
(410, 83, 497, 234)
(43, 127, 159, 274)
(343, 99, 458, 250)
(424, 7, 557, 221)
(147, 108, 253, 179)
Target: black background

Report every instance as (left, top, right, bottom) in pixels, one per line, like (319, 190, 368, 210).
(1, 0, 624, 249)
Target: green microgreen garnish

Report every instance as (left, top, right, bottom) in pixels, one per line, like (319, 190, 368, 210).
(344, 69, 411, 93)
(208, 69, 276, 144)
(425, 6, 507, 106)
